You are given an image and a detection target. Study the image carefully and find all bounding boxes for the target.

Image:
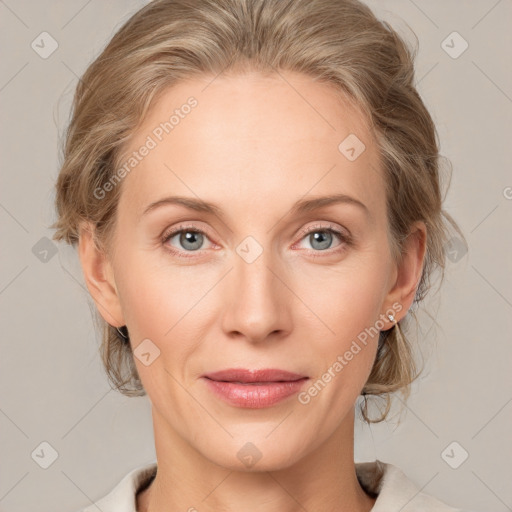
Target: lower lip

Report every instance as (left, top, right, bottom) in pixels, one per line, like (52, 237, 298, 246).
(202, 377, 309, 408)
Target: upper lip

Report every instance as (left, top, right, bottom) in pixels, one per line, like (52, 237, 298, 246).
(202, 368, 308, 383)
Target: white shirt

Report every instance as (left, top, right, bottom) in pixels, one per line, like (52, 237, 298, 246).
(76, 459, 473, 511)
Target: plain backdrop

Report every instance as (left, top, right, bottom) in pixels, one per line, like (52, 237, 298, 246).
(1, 1, 511, 511)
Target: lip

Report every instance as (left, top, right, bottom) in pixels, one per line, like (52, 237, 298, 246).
(202, 368, 307, 383)
(201, 368, 309, 409)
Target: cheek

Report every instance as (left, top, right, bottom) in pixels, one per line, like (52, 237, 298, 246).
(115, 251, 204, 334)
(114, 254, 217, 378)
(294, 256, 388, 386)
(117, 272, 171, 336)
(297, 257, 388, 337)
(116, 261, 200, 397)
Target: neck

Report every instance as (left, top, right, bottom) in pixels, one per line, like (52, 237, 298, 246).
(137, 406, 375, 512)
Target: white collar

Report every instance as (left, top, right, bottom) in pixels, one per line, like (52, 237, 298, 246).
(77, 459, 466, 512)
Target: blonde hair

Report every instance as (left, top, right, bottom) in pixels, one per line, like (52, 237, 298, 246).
(51, 0, 466, 423)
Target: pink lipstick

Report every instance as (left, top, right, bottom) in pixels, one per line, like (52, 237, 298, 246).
(201, 369, 309, 408)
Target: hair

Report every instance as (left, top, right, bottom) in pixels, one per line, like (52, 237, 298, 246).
(51, 0, 466, 423)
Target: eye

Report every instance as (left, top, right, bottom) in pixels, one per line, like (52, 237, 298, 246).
(161, 224, 215, 257)
(293, 223, 351, 256)
(161, 222, 352, 259)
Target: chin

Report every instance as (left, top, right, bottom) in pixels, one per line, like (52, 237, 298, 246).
(195, 432, 310, 473)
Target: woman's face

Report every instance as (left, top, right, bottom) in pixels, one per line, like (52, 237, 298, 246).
(88, 71, 416, 470)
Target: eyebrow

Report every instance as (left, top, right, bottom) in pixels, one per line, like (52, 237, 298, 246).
(140, 193, 370, 220)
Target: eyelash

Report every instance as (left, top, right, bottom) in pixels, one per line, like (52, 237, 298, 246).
(160, 222, 352, 259)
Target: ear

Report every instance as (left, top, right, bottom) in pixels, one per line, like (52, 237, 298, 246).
(77, 221, 125, 327)
(383, 220, 427, 320)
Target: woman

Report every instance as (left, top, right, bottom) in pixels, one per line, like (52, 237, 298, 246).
(51, 0, 470, 510)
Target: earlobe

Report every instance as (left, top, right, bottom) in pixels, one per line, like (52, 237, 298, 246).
(77, 222, 125, 327)
(384, 221, 427, 321)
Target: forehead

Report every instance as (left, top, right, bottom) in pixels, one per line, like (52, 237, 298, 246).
(117, 71, 385, 216)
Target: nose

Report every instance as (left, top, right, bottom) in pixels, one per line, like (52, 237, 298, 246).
(221, 243, 292, 344)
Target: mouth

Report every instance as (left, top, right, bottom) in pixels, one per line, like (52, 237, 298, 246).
(202, 368, 308, 383)
(201, 369, 309, 408)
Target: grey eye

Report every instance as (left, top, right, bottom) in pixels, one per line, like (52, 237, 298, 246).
(176, 231, 204, 251)
(308, 231, 333, 250)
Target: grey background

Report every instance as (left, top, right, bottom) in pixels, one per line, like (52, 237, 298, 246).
(1, 1, 511, 511)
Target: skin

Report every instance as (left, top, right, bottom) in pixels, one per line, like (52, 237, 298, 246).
(78, 70, 426, 512)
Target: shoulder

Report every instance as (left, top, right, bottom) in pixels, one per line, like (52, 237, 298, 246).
(355, 459, 474, 512)
(73, 462, 157, 512)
